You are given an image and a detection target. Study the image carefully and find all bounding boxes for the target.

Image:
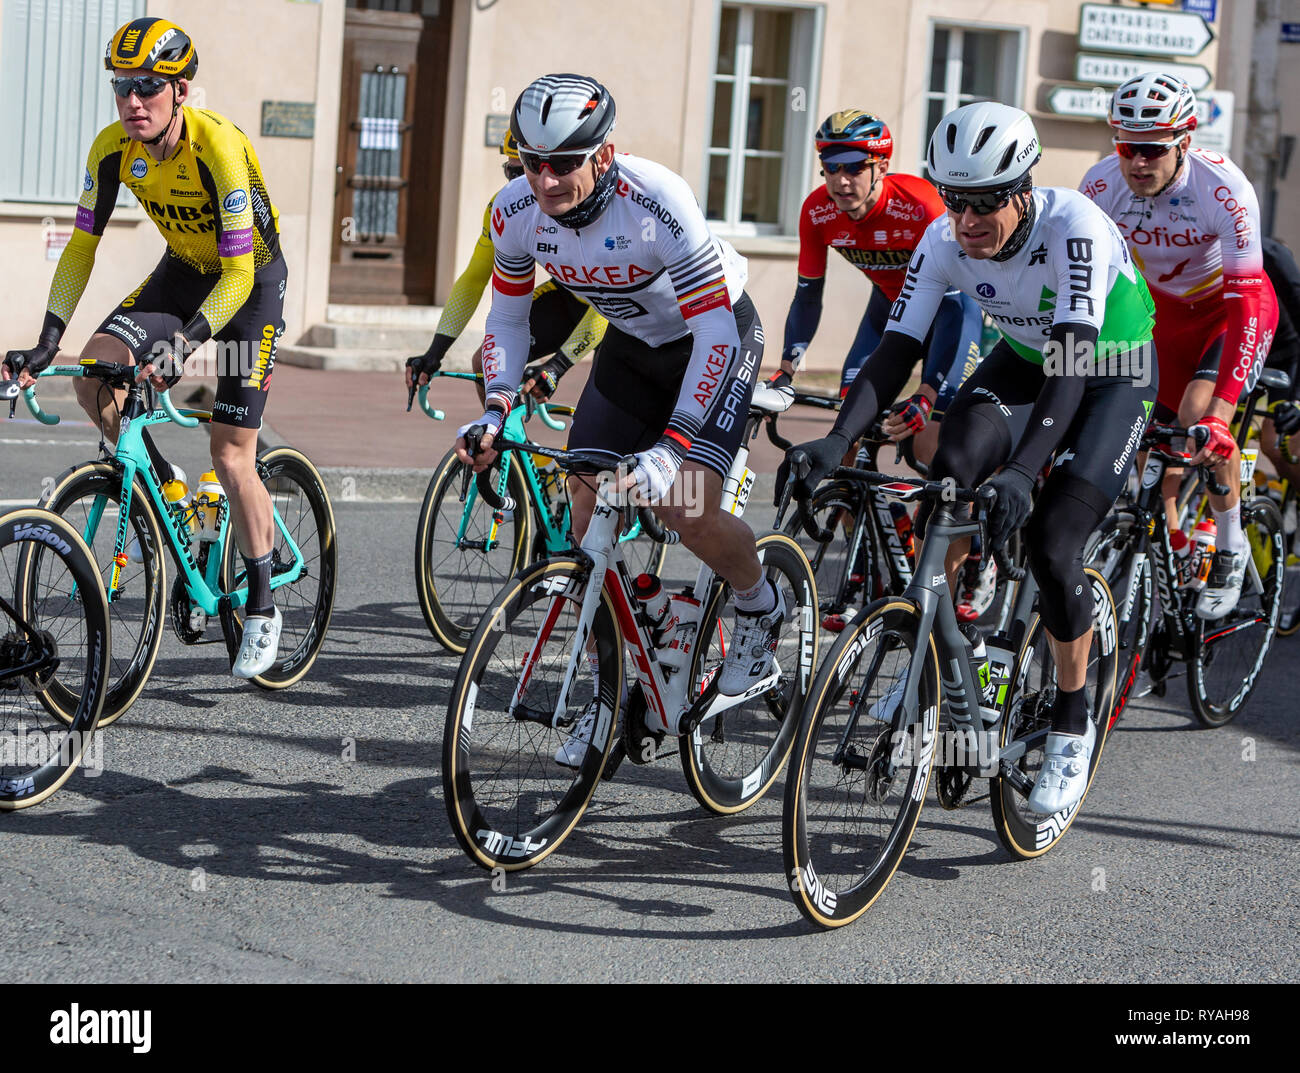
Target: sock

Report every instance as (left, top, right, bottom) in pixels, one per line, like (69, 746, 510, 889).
(243, 551, 275, 617)
(1213, 504, 1244, 554)
(733, 575, 775, 614)
(1052, 685, 1090, 736)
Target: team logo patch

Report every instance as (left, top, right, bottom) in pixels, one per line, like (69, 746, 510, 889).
(130, 158, 148, 179)
(223, 189, 249, 215)
(83, 169, 94, 191)
(976, 282, 996, 298)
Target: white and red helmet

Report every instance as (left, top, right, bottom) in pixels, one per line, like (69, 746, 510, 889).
(1109, 72, 1198, 134)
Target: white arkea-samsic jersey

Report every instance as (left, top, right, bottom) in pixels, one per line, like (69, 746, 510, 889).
(484, 154, 748, 446)
(888, 186, 1154, 363)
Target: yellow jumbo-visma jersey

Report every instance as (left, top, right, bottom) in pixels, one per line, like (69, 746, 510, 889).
(48, 106, 281, 336)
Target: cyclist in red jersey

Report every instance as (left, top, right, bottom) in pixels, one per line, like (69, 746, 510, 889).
(777, 111, 983, 469)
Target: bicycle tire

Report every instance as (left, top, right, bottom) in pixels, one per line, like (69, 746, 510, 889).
(36, 462, 165, 726)
(1187, 496, 1283, 727)
(414, 447, 533, 655)
(989, 568, 1118, 859)
(1274, 482, 1300, 636)
(782, 599, 940, 928)
(783, 480, 877, 624)
(218, 447, 337, 689)
(1, 508, 110, 809)
(443, 556, 622, 870)
(1084, 514, 1153, 727)
(679, 532, 819, 814)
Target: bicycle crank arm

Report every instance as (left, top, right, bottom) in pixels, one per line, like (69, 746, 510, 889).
(998, 759, 1036, 798)
(510, 703, 568, 728)
(678, 666, 782, 736)
(997, 727, 1049, 766)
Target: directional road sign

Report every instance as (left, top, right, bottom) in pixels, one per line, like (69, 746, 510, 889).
(1047, 85, 1110, 120)
(1075, 54, 1212, 92)
(1079, 2, 1214, 57)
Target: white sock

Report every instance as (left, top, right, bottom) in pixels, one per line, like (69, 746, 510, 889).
(1214, 504, 1245, 554)
(734, 575, 775, 614)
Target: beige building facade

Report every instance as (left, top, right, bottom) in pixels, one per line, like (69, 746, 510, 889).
(0, 0, 1294, 372)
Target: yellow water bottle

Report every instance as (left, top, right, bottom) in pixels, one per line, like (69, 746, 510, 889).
(195, 470, 226, 542)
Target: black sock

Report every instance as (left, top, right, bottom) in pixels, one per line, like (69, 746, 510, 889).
(243, 552, 275, 617)
(142, 430, 175, 486)
(1052, 685, 1089, 736)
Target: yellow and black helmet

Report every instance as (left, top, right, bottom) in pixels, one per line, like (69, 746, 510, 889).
(104, 17, 198, 80)
(500, 129, 521, 162)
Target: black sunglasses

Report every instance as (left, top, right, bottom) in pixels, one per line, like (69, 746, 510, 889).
(111, 75, 173, 99)
(820, 159, 875, 177)
(1113, 139, 1178, 161)
(519, 145, 600, 177)
(502, 162, 525, 181)
(937, 185, 1022, 216)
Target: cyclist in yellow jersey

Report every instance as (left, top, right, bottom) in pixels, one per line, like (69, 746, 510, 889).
(405, 131, 606, 407)
(2, 17, 288, 679)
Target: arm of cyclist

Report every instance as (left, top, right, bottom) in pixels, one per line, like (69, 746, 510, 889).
(775, 201, 831, 385)
(521, 302, 607, 401)
(407, 197, 497, 388)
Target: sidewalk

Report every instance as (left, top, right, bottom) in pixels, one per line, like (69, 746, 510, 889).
(260, 363, 843, 475)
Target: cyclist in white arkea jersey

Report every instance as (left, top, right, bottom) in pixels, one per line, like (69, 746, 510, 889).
(1081, 72, 1279, 619)
(452, 74, 782, 764)
(780, 103, 1158, 815)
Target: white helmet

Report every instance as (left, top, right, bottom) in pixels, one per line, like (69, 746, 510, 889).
(927, 102, 1040, 190)
(510, 73, 616, 155)
(1109, 72, 1198, 133)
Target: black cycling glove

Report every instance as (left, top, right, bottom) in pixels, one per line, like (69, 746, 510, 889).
(774, 431, 851, 507)
(1272, 399, 1300, 439)
(406, 334, 456, 384)
(4, 323, 62, 380)
(522, 354, 573, 400)
(982, 465, 1035, 550)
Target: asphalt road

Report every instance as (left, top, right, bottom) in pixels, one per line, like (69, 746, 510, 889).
(1, 412, 1297, 983)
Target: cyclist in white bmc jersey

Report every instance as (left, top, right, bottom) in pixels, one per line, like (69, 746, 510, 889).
(453, 74, 781, 764)
(780, 103, 1157, 815)
(1081, 72, 1279, 619)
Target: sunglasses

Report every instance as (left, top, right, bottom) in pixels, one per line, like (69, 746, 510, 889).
(1113, 139, 1179, 160)
(937, 185, 1020, 216)
(519, 145, 601, 177)
(502, 162, 525, 181)
(111, 75, 173, 99)
(820, 159, 876, 176)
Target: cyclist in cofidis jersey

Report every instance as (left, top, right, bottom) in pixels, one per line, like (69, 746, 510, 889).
(404, 131, 607, 406)
(778, 110, 982, 469)
(454, 73, 781, 764)
(1, 17, 287, 678)
(1081, 72, 1279, 619)
(780, 103, 1157, 815)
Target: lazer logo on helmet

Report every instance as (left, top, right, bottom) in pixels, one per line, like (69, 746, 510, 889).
(148, 28, 178, 63)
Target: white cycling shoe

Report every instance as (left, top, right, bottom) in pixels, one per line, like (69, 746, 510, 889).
(717, 581, 786, 696)
(232, 607, 282, 679)
(1028, 719, 1095, 815)
(554, 698, 599, 769)
(869, 679, 906, 723)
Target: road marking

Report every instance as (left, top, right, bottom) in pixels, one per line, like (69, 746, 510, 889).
(0, 498, 37, 507)
(1, 437, 99, 446)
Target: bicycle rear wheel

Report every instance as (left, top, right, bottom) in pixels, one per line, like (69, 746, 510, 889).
(1, 509, 110, 809)
(782, 599, 939, 928)
(415, 447, 533, 654)
(219, 447, 337, 689)
(1084, 514, 1153, 727)
(37, 462, 165, 725)
(990, 568, 1118, 859)
(1188, 496, 1283, 727)
(443, 557, 622, 870)
(679, 532, 818, 814)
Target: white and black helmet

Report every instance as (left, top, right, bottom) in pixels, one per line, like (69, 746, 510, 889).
(927, 101, 1041, 190)
(510, 74, 616, 155)
(1109, 72, 1198, 133)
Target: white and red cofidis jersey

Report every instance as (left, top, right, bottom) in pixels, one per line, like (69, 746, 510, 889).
(1081, 147, 1276, 403)
(484, 154, 748, 448)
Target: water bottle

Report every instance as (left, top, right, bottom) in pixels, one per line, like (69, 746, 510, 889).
(1188, 518, 1217, 591)
(888, 501, 915, 559)
(659, 593, 703, 671)
(534, 455, 562, 502)
(981, 631, 1019, 725)
(1170, 527, 1192, 586)
(195, 470, 226, 543)
(633, 573, 671, 634)
(162, 465, 194, 533)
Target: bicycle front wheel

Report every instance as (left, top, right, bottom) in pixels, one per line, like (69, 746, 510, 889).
(1188, 496, 1283, 727)
(990, 568, 1118, 859)
(680, 532, 818, 814)
(783, 480, 875, 626)
(219, 447, 337, 689)
(782, 599, 940, 929)
(2, 509, 110, 809)
(415, 447, 533, 654)
(37, 462, 165, 725)
(443, 556, 622, 870)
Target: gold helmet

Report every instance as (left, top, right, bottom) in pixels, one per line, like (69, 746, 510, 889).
(105, 17, 198, 79)
(500, 129, 521, 162)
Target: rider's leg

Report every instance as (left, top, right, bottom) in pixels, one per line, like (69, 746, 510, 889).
(1177, 378, 1241, 545)
(73, 334, 131, 439)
